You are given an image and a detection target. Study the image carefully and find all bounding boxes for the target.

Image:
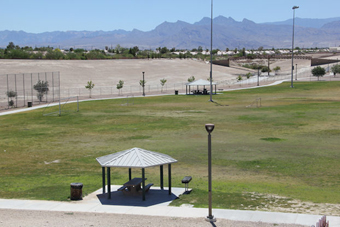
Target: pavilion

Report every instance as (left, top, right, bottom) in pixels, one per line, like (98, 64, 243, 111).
(186, 79, 217, 95)
(96, 147, 178, 201)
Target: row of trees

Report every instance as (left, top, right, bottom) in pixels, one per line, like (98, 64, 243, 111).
(84, 78, 168, 98)
(1, 42, 313, 61)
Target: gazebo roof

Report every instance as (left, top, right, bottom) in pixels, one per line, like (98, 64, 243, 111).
(96, 147, 178, 168)
(186, 79, 216, 86)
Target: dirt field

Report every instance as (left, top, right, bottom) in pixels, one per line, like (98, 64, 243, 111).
(0, 57, 315, 89)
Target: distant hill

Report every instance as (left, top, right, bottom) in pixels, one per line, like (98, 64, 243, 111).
(264, 17, 340, 29)
(1, 16, 340, 49)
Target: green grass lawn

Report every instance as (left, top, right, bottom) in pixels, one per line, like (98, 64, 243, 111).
(1, 81, 340, 211)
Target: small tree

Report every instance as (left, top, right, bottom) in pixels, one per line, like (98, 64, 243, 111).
(331, 64, 340, 77)
(116, 80, 124, 95)
(85, 81, 95, 98)
(6, 90, 17, 107)
(311, 66, 326, 81)
(188, 76, 195, 82)
(273, 66, 281, 74)
(237, 75, 243, 82)
(139, 79, 146, 89)
(160, 78, 167, 92)
(246, 72, 252, 79)
(33, 80, 49, 101)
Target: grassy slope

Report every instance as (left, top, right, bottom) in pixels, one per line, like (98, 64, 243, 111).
(0, 81, 339, 210)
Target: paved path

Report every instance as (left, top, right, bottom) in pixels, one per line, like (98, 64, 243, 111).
(0, 186, 339, 226)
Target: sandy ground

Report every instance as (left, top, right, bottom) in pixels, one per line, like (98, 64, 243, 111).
(0, 209, 307, 227)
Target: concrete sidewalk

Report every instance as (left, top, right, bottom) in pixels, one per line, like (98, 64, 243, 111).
(0, 186, 339, 226)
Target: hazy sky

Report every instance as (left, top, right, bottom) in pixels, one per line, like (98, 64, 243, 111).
(1, 0, 339, 33)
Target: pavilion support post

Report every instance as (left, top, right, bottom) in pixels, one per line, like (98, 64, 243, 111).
(107, 167, 111, 199)
(168, 164, 172, 195)
(129, 168, 132, 181)
(102, 167, 105, 194)
(142, 168, 146, 201)
(160, 165, 164, 190)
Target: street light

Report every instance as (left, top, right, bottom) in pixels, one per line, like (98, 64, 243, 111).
(142, 72, 145, 96)
(209, 0, 213, 102)
(291, 5, 299, 88)
(205, 123, 216, 222)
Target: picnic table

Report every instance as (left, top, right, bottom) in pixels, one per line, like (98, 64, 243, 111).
(118, 178, 153, 195)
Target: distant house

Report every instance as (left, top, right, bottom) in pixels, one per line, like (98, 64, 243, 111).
(329, 47, 340, 52)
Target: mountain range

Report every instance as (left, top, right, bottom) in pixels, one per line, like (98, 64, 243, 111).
(1, 16, 340, 50)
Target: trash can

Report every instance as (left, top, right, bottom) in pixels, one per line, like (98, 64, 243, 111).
(175, 90, 178, 95)
(27, 102, 32, 107)
(70, 183, 83, 200)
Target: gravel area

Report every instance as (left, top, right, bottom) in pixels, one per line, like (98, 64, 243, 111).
(0, 209, 307, 227)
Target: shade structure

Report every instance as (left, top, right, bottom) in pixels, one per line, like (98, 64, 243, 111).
(185, 79, 217, 95)
(96, 147, 177, 168)
(186, 79, 217, 86)
(96, 147, 177, 201)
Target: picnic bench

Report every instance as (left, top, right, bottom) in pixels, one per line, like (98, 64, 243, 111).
(117, 178, 153, 195)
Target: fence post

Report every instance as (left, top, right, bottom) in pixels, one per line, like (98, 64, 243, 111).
(15, 74, 17, 108)
(23, 74, 25, 107)
(31, 73, 33, 103)
(6, 74, 9, 109)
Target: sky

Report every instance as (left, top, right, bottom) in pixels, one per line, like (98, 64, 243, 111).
(1, 0, 339, 33)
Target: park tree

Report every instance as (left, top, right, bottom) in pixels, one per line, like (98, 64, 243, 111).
(115, 44, 121, 54)
(160, 78, 167, 92)
(139, 79, 146, 90)
(331, 64, 340, 77)
(187, 76, 195, 82)
(246, 72, 252, 79)
(311, 66, 326, 81)
(85, 81, 95, 98)
(116, 80, 124, 95)
(160, 47, 169, 54)
(273, 66, 281, 74)
(6, 90, 17, 107)
(198, 46, 203, 52)
(6, 42, 15, 50)
(129, 46, 139, 56)
(237, 75, 243, 82)
(33, 80, 49, 101)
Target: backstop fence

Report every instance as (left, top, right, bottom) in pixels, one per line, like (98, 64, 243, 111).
(0, 72, 60, 110)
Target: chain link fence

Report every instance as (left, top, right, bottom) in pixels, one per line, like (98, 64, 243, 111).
(0, 72, 60, 110)
(1, 65, 332, 112)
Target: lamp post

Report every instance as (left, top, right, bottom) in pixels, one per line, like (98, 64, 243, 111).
(291, 6, 299, 88)
(142, 72, 145, 96)
(209, 0, 213, 102)
(205, 123, 216, 222)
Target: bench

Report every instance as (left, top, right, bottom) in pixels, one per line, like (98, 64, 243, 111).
(117, 185, 127, 191)
(181, 176, 192, 192)
(144, 183, 154, 192)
